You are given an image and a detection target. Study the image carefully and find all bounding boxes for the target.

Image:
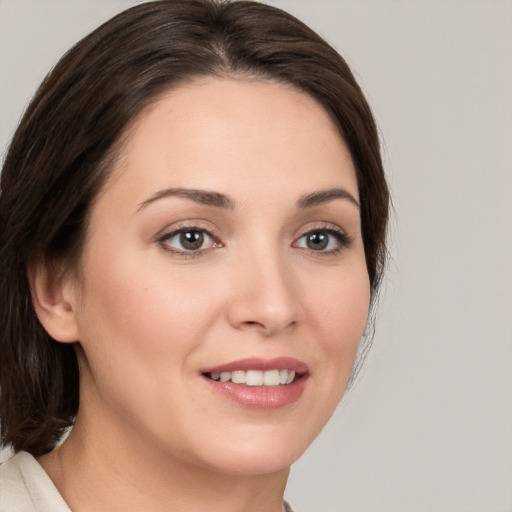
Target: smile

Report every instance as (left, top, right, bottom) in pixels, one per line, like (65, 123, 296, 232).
(206, 369, 296, 386)
(201, 357, 309, 409)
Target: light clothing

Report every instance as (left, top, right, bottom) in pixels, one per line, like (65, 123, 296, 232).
(0, 451, 70, 512)
(0, 451, 295, 511)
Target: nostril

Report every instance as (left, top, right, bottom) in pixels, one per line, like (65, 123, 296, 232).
(240, 320, 266, 328)
(239, 320, 272, 335)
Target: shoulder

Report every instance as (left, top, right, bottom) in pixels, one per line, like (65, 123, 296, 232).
(284, 500, 298, 512)
(0, 451, 37, 511)
(0, 451, 70, 512)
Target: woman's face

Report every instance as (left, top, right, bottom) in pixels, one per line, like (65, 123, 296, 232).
(67, 78, 370, 475)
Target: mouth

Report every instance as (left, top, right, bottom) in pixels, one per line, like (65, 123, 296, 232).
(200, 357, 309, 409)
(203, 369, 299, 386)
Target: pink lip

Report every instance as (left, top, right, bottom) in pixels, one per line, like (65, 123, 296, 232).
(201, 357, 309, 410)
(201, 356, 308, 375)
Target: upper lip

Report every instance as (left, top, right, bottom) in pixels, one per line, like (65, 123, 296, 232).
(201, 357, 309, 375)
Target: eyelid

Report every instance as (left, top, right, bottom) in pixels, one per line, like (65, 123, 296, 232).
(155, 222, 223, 256)
(293, 222, 348, 239)
(154, 219, 220, 241)
(292, 222, 352, 253)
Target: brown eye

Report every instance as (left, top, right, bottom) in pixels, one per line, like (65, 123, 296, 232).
(161, 228, 217, 253)
(294, 228, 351, 253)
(180, 230, 204, 250)
(305, 232, 329, 251)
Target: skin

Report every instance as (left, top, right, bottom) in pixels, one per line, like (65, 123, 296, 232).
(34, 78, 371, 512)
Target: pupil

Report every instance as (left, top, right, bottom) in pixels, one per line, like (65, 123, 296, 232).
(180, 231, 204, 250)
(307, 232, 328, 250)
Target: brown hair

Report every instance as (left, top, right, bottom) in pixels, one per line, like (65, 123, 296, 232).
(0, 0, 389, 456)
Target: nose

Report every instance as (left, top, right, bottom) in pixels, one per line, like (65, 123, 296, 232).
(226, 245, 301, 337)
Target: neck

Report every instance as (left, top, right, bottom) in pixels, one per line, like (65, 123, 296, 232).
(38, 414, 290, 512)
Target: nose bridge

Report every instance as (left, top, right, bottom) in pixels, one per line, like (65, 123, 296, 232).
(227, 234, 299, 335)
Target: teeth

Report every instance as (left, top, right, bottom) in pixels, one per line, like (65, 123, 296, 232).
(263, 369, 280, 386)
(246, 370, 264, 386)
(231, 371, 245, 384)
(286, 370, 295, 384)
(207, 369, 297, 386)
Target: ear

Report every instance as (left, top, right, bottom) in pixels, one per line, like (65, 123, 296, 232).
(28, 259, 80, 343)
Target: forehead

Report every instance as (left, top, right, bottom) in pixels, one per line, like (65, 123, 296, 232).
(103, 77, 358, 209)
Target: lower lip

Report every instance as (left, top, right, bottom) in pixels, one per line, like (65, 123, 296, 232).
(203, 376, 308, 410)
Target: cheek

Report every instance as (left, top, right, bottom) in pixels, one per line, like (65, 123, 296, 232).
(307, 265, 371, 380)
(74, 243, 228, 372)
(71, 249, 221, 431)
(311, 263, 370, 333)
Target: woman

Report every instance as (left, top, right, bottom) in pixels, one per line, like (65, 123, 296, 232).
(0, 1, 389, 510)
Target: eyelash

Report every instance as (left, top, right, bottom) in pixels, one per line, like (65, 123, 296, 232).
(157, 223, 352, 258)
(294, 226, 352, 257)
(157, 225, 221, 259)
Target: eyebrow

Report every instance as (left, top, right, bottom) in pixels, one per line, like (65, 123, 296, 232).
(137, 188, 235, 211)
(137, 186, 359, 212)
(297, 188, 360, 209)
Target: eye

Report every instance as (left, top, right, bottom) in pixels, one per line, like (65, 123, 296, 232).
(294, 228, 350, 253)
(160, 228, 219, 253)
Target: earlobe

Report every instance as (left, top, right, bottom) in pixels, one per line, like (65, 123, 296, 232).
(28, 259, 80, 343)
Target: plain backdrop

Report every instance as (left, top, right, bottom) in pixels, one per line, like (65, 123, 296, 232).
(1, 1, 511, 511)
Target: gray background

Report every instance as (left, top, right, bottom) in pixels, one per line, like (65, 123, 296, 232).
(1, 1, 511, 511)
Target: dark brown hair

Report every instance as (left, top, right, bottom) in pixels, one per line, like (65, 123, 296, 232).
(0, 0, 389, 456)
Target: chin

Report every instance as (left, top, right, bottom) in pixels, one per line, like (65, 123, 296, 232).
(189, 423, 318, 476)
(202, 448, 299, 477)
